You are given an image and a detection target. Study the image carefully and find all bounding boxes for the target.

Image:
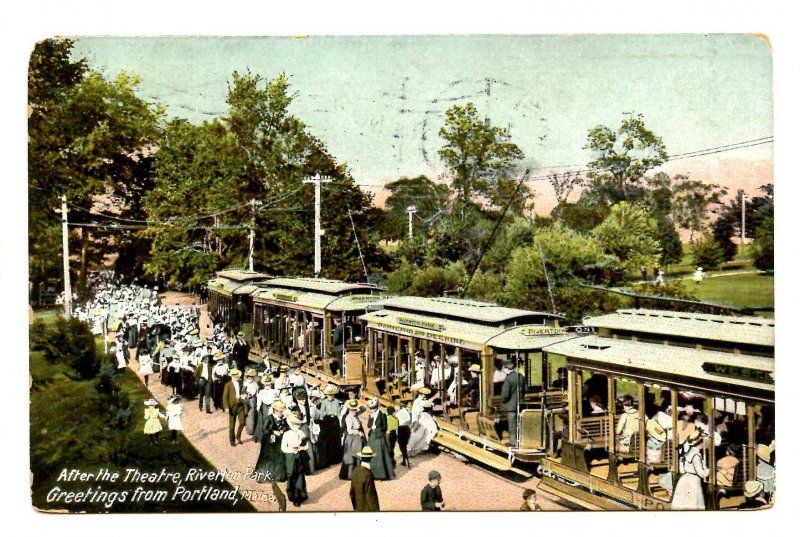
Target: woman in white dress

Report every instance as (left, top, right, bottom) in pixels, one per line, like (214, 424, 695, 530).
(408, 388, 438, 457)
(139, 352, 154, 387)
(671, 429, 709, 510)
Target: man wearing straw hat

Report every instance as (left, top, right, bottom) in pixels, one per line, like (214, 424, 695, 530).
(223, 369, 246, 447)
(741, 480, 769, 509)
(349, 446, 380, 512)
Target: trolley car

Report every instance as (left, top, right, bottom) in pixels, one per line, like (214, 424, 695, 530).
(538, 309, 775, 510)
(206, 269, 271, 341)
(251, 277, 387, 387)
(359, 296, 578, 476)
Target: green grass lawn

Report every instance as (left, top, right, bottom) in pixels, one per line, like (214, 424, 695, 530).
(29, 321, 255, 513)
(688, 272, 774, 315)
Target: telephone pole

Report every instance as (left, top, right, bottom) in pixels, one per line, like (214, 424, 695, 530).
(303, 174, 332, 277)
(406, 205, 417, 240)
(740, 191, 747, 257)
(60, 195, 72, 318)
(248, 198, 256, 271)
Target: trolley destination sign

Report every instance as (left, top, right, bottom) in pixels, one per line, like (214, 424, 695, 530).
(701, 361, 774, 384)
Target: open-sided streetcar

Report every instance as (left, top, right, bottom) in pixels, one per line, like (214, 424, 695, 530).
(206, 269, 271, 340)
(538, 309, 775, 510)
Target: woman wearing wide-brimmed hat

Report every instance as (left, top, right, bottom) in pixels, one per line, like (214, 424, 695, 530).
(317, 384, 343, 469)
(254, 401, 289, 484)
(282, 411, 312, 508)
(671, 429, 709, 510)
(339, 398, 366, 480)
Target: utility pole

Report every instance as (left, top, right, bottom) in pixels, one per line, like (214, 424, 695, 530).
(60, 195, 72, 318)
(248, 198, 256, 271)
(741, 191, 747, 257)
(303, 174, 332, 277)
(406, 205, 417, 240)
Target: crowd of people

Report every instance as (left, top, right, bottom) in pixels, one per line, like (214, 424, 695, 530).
(73, 279, 468, 511)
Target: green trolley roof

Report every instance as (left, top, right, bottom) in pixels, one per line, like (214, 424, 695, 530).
(383, 296, 564, 325)
(584, 309, 774, 349)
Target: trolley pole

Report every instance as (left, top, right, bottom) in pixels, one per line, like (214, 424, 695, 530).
(406, 205, 416, 240)
(740, 191, 747, 257)
(60, 194, 72, 318)
(248, 198, 256, 271)
(303, 174, 332, 277)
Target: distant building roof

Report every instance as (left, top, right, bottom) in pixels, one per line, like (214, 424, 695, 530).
(383, 296, 563, 325)
(584, 309, 774, 349)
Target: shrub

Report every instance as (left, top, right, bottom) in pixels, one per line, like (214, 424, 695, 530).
(690, 234, 725, 270)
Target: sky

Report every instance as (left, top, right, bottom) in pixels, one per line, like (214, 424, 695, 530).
(71, 34, 774, 211)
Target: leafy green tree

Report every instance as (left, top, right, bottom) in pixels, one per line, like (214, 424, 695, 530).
(592, 202, 662, 276)
(711, 184, 773, 261)
(584, 112, 668, 202)
(671, 176, 728, 242)
(409, 262, 466, 297)
(382, 175, 451, 241)
(751, 197, 774, 270)
(690, 233, 726, 270)
(438, 103, 526, 208)
(29, 38, 161, 296)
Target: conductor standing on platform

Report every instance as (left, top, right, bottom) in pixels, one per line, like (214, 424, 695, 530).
(500, 359, 524, 448)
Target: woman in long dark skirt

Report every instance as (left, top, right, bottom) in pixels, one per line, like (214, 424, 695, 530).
(318, 385, 343, 469)
(282, 412, 311, 508)
(254, 402, 289, 484)
(339, 399, 365, 480)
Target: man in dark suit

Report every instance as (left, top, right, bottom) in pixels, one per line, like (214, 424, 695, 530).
(194, 354, 213, 414)
(222, 369, 245, 446)
(500, 359, 525, 448)
(349, 447, 380, 512)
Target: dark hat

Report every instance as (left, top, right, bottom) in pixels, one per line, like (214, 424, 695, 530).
(428, 470, 441, 480)
(503, 359, 515, 368)
(522, 488, 536, 500)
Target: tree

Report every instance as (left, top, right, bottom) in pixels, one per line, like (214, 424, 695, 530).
(711, 184, 773, 261)
(438, 103, 526, 207)
(592, 202, 662, 276)
(382, 175, 451, 241)
(671, 175, 727, 242)
(690, 233, 726, 270)
(751, 194, 774, 270)
(584, 112, 668, 202)
(547, 170, 585, 204)
(29, 38, 161, 297)
(146, 71, 387, 285)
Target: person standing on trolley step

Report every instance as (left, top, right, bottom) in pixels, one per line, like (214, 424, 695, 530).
(671, 429, 709, 510)
(500, 359, 525, 448)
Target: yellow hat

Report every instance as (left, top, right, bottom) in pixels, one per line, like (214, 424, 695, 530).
(261, 374, 274, 384)
(685, 429, 703, 446)
(417, 387, 432, 396)
(229, 368, 242, 377)
(744, 480, 764, 498)
(357, 446, 374, 459)
(245, 368, 257, 377)
(646, 419, 667, 443)
(323, 384, 338, 396)
(468, 364, 481, 373)
(272, 401, 286, 411)
(756, 443, 772, 462)
(345, 399, 359, 410)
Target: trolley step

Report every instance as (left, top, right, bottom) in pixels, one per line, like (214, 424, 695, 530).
(433, 430, 532, 478)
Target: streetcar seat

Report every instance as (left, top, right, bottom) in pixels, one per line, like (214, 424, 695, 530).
(478, 416, 502, 442)
(463, 411, 480, 433)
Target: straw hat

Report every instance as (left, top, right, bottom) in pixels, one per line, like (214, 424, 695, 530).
(229, 368, 242, 377)
(417, 387, 432, 396)
(309, 388, 323, 400)
(279, 365, 289, 372)
(245, 368, 257, 378)
(323, 384, 338, 396)
(357, 446, 374, 459)
(645, 419, 667, 443)
(286, 412, 304, 429)
(468, 364, 481, 373)
(272, 401, 286, 412)
(744, 481, 764, 498)
(144, 398, 158, 406)
(345, 399, 360, 410)
(685, 429, 703, 446)
(261, 374, 274, 384)
(757, 444, 772, 462)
